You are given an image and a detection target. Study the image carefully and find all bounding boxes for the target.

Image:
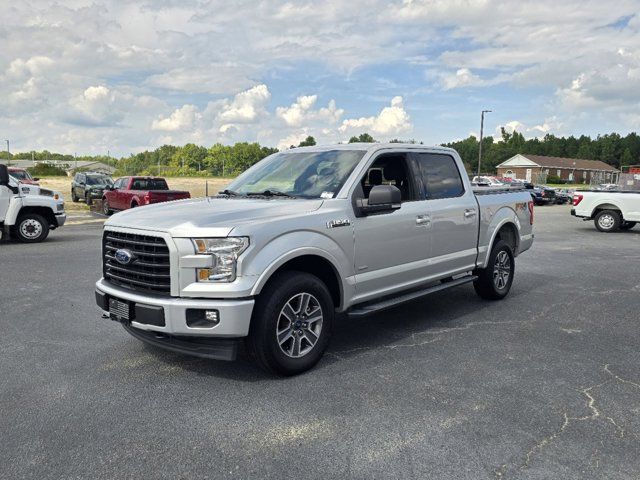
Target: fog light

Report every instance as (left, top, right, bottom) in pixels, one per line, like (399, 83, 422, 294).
(186, 309, 220, 328)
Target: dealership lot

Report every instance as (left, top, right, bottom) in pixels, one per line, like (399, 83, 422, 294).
(1, 206, 639, 479)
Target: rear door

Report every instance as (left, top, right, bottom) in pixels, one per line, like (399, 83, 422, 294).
(412, 152, 479, 276)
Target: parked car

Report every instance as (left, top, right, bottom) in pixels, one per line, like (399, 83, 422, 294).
(571, 189, 639, 232)
(101, 176, 191, 215)
(71, 172, 113, 205)
(554, 188, 572, 205)
(8, 167, 39, 185)
(0, 164, 66, 242)
(472, 175, 504, 187)
(530, 185, 556, 206)
(95, 144, 534, 375)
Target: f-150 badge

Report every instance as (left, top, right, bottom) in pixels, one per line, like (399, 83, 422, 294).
(326, 219, 351, 229)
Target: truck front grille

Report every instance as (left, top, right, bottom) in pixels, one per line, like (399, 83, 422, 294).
(103, 231, 171, 295)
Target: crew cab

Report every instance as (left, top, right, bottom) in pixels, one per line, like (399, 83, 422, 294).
(571, 189, 640, 232)
(8, 167, 39, 185)
(0, 164, 66, 242)
(95, 144, 534, 375)
(102, 176, 190, 215)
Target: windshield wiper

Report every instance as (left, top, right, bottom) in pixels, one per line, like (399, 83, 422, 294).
(218, 189, 239, 196)
(246, 189, 296, 198)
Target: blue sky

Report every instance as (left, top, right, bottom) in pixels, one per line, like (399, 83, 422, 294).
(1, 0, 639, 156)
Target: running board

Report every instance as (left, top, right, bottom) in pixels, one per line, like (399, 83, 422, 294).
(347, 275, 477, 318)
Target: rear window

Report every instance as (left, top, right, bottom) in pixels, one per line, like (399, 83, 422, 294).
(131, 178, 168, 190)
(415, 153, 465, 199)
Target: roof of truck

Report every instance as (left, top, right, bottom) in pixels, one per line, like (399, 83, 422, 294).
(282, 143, 456, 155)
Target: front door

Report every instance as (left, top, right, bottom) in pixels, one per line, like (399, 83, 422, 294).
(413, 152, 479, 276)
(0, 184, 12, 222)
(352, 152, 431, 303)
(526, 168, 532, 182)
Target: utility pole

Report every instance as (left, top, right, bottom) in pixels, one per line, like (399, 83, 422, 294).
(477, 110, 492, 176)
(5, 140, 9, 166)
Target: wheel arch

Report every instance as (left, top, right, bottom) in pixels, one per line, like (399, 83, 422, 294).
(16, 206, 56, 227)
(250, 250, 344, 310)
(481, 218, 520, 269)
(591, 203, 622, 217)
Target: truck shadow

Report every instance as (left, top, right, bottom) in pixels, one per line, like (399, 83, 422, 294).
(143, 273, 550, 381)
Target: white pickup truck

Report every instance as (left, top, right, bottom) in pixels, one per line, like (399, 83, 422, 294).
(0, 164, 66, 242)
(571, 190, 640, 232)
(95, 144, 534, 375)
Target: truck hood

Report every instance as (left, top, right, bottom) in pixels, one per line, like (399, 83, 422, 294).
(105, 197, 324, 237)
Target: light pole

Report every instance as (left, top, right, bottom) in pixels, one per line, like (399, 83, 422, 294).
(5, 140, 9, 166)
(477, 110, 492, 176)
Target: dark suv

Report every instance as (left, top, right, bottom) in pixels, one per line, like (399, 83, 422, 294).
(71, 172, 114, 205)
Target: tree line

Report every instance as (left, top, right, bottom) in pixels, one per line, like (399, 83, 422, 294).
(445, 129, 640, 173)
(5, 130, 639, 177)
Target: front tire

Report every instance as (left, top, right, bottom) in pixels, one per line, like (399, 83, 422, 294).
(102, 198, 112, 215)
(594, 210, 621, 232)
(15, 214, 50, 243)
(246, 271, 334, 376)
(71, 190, 78, 202)
(85, 194, 93, 206)
(473, 240, 515, 300)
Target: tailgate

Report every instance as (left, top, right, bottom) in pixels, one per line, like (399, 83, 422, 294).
(148, 190, 191, 202)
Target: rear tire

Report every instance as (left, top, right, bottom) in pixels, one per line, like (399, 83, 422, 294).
(473, 240, 515, 300)
(15, 214, 50, 243)
(246, 271, 334, 376)
(620, 221, 636, 231)
(594, 210, 621, 232)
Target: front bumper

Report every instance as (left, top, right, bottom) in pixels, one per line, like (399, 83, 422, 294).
(95, 278, 254, 338)
(55, 212, 66, 226)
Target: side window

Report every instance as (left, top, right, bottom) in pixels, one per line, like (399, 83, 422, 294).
(114, 178, 124, 189)
(358, 153, 418, 202)
(79, 174, 85, 184)
(415, 153, 465, 200)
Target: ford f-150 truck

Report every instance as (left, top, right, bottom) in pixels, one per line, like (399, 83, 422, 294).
(571, 189, 640, 232)
(101, 176, 191, 215)
(95, 144, 534, 375)
(0, 164, 66, 242)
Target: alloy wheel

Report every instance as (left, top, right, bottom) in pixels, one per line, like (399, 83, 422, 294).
(493, 250, 511, 290)
(276, 292, 323, 358)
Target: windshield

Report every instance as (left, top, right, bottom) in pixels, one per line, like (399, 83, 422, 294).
(226, 149, 366, 198)
(86, 175, 112, 186)
(9, 170, 30, 181)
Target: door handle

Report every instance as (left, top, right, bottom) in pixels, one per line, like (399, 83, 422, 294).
(416, 215, 430, 226)
(464, 209, 477, 218)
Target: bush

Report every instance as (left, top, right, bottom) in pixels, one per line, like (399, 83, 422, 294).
(27, 163, 68, 176)
(546, 175, 566, 184)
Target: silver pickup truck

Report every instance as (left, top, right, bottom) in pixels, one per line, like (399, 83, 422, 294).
(95, 144, 534, 375)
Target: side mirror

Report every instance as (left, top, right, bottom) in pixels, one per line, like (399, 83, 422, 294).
(357, 184, 401, 215)
(33, 177, 40, 181)
(0, 164, 9, 186)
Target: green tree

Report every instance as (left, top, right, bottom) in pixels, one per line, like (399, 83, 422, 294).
(621, 148, 634, 167)
(297, 136, 316, 147)
(348, 133, 376, 143)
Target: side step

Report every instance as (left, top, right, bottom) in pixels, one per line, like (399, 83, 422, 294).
(347, 275, 477, 318)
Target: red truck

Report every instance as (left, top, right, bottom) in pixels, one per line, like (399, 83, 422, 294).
(102, 176, 191, 215)
(8, 167, 40, 185)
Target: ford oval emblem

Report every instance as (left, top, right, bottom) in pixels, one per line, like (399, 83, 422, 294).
(115, 248, 134, 265)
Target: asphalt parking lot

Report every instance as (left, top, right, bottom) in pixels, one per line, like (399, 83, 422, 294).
(1, 205, 639, 479)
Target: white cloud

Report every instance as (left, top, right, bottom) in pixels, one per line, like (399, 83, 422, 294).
(340, 96, 412, 137)
(440, 68, 483, 90)
(276, 95, 344, 127)
(152, 104, 200, 131)
(217, 84, 271, 123)
(497, 117, 564, 138)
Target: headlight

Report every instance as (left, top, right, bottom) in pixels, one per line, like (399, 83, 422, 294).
(192, 237, 249, 282)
